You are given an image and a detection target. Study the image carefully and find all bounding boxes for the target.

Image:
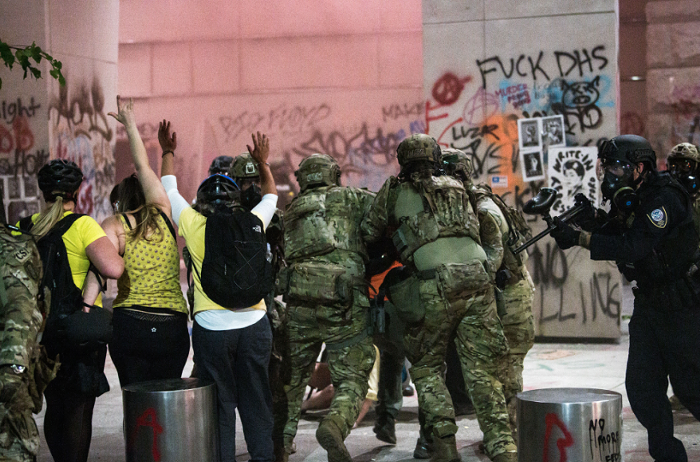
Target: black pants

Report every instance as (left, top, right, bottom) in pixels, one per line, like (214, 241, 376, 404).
(375, 347, 404, 421)
(43, 385, 96, 462)
(626, 303, 700, 462)
(192, 316, 274, 462)
(109, 308, 190, 387)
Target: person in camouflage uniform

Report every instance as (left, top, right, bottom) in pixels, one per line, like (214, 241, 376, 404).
(362, 135, 516, 462)
(667, 142, 700, 234)
(0, 222, 57, 461)
(443, 148, 535, 436)
(273, 154, 376, 462)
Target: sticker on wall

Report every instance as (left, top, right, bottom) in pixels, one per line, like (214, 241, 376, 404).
(547, 147, 599, 214)
(518, 118, 541, 150)
(541, 115, 566, 148)
(490, 175, 508, 188)
(520, 149, 546, 182)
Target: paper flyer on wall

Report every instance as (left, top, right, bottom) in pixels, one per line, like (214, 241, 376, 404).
(547, 147, 599, 214)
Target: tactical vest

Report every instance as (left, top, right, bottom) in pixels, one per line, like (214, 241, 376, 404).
(624, 172, 699, 287)
(284, 186, 369, 262)
(387, 175, 481, 266)
(473, 184, 532, 273)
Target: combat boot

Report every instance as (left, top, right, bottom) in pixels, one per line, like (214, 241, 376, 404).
(413, 433, 434, 459)
(373, 415, 397, 444)
(491, 451, 518, 462)
(316, 419, 352, 462)
(429, 435, 460, 462)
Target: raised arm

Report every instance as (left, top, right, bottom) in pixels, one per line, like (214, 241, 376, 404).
(108, 96, 171, 217)
(247, 132, 276, 197)
(159, 120, 176, 177)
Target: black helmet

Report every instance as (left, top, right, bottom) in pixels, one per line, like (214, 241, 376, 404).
(196, 174, 240, 208)
(208, 156, 234, 176)
(598, 135, 656, 167)
(37, 159, 84, 201)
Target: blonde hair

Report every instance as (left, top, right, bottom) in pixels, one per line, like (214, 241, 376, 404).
(32, 197, 67, 239)
(123, 203, 164, 243)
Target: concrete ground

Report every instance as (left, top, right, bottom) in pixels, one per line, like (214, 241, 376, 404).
(34, 327, 700, 461)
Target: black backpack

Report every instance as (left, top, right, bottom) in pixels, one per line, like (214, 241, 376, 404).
(190, 208, 274, 309)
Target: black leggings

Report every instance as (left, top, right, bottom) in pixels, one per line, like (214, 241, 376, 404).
(109, 308, 190, 387)
(44, 385, 96, 462)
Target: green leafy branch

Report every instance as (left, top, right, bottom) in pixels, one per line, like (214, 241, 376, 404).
(0, 40, 65, 90)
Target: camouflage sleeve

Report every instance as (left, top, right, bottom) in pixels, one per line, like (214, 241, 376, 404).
(0, 233, 43, 369)
(477, 205, 505, 277)
(361, 179, 392, 244)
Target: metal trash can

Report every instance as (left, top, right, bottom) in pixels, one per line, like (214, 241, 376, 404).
(517, 388, 622, 462)
(123, 378, 219, 462)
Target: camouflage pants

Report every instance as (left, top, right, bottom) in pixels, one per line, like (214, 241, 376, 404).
(273, 294, 376, 453)
(404, 277, 515, 458)
(0, 373, 38, 462)
(498, 273, 535, 428)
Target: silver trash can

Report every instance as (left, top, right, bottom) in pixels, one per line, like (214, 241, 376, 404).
(123, 378, 219, 462)
(517, 388, 622, 462)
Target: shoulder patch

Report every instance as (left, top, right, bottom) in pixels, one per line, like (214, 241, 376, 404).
(647, 207, 667, 229)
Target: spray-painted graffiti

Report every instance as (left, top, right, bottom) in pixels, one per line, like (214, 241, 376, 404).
(131, 408, 163, 462)
(589, 419, 621, 462)
(382, 102, 424, 122)
(543, 413, 574, 462)
(219, 104, 332, 142)
(49, 77, 115, 221)
(431, 72, 472, 105)
(0, 97, 42, 125)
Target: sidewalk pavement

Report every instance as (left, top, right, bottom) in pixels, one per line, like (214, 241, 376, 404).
(34, 329, 700, 461)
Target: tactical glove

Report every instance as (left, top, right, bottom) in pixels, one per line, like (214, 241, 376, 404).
(550, 217, 580, 250)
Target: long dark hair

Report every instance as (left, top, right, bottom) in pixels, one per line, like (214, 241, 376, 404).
(114, 175, 163, 242)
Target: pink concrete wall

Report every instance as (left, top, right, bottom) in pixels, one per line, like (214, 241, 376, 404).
(116, 0, 423, 206)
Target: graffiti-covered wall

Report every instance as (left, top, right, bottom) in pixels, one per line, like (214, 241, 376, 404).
(423, 1, 621, 338)
(0, 0, 119, 224)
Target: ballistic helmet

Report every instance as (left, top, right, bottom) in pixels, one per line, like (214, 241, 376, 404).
(208, 155, 234, 176)
(396, 134, 441, 167)
(38, 159, 84, 201)
(229, 153, 260, 181)
(598, 135, 656, 168)
(294, 154, 340, 192)
(668, 143, 700, 196)
(668, 143, 700, 171)
(441, 148, 474, 183)
(196, 174, 240, 208)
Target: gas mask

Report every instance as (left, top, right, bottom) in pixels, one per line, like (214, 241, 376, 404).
(601, 159, 639, 213)
(241, 183, 263, 210)
(668, 158, 700, 197)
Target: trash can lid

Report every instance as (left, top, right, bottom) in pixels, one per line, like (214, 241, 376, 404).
(517, 387, 622, 404)
(122, 378, 215, 394)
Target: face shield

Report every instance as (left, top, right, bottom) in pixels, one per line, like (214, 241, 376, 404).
(668, 158, 694, 176)
(600, 158, 638, 210)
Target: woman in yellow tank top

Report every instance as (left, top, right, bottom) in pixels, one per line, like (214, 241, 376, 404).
(103, 97, 189, 387)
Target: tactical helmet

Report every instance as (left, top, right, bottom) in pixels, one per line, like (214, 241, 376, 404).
(196, 174, 240, 208)
(229, 153, 260, 181)
(294, 154, 340, 192)
(598, 134, 656, 167)
(208, 155, 234, 176)
(396, 134, 441, 167)
(38, 159, 84, 201)
(441, 148, 474, 183)
(668, 143, 700, 174)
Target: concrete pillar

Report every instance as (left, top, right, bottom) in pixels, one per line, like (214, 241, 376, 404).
(422, 0, 621, 338)
(646, 0, 700, 163)
(0, 0, 119, 223)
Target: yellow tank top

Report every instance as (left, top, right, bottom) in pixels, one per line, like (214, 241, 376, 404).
(113, 212, 187, 314)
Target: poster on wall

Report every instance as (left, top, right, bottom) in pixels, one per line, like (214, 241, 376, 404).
(518, 118, 541, 150)
(547, 147, 599, 214)
(520, 149, 546, 181)
(541, 115, 565, 148)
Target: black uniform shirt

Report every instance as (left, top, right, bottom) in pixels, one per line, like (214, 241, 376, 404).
(590, 176, 690, 264)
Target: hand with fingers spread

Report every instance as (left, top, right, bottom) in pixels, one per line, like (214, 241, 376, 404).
(247, 131, 269, 166)
(107, 95, 136, 128)
(158, 119, 177, 154)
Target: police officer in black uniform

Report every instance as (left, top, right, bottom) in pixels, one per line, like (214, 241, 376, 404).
(550, 134, 700, 462)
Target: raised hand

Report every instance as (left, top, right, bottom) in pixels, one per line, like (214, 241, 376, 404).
(107, 95, 136, 128)
(158, 119, 177, 153)
(247, 131, 269, 165)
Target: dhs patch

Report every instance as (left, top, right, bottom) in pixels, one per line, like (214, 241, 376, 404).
(647, 207, 667, 229)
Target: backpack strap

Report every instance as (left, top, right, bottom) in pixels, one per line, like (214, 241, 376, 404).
(18, 215, 34, 232)
(159, 211, 177, 241)
(121, 213, 132, 230)
(36, 213, 84, 306)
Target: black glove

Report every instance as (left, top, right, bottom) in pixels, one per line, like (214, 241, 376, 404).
(550, 217, 580, 250)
